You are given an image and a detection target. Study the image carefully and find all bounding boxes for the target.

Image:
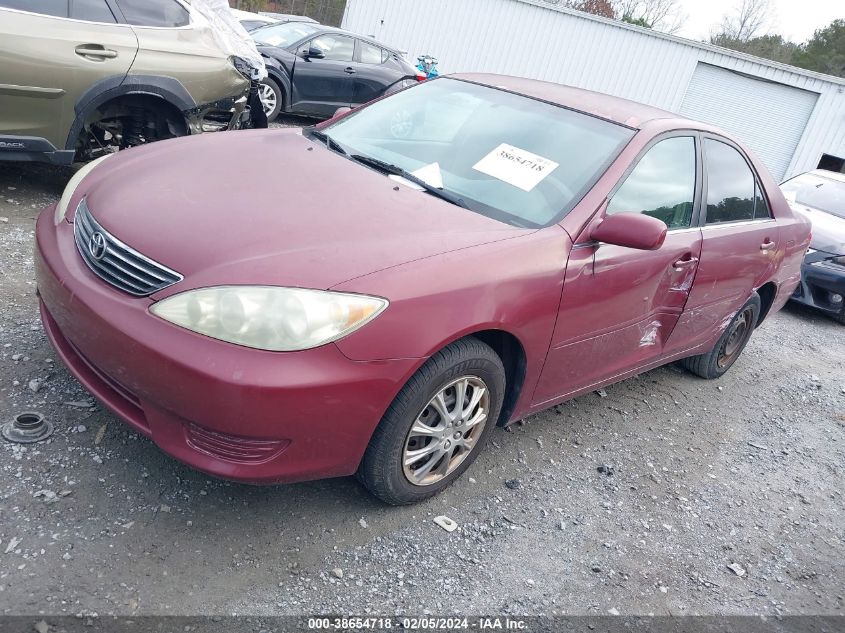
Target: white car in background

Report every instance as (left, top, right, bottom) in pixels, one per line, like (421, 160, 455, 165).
(260, 11, 318, 24)
(781, 169, 845, 324)
(231, 8, 278, 31)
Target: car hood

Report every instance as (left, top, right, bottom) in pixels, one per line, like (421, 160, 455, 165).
(793, 204, 845, 255)
(75, 129, 525, 294)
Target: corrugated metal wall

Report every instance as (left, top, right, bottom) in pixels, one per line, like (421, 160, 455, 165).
(679, 63, 819, 180)
(342, 0, 845, 180)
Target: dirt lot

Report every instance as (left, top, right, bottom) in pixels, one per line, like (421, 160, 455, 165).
(0, 129, 843, 618)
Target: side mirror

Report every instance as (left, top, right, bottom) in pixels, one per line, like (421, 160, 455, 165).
(590, 212, 667, 250)
(305, 46, 325, 59)
(332, 106, 353, 119)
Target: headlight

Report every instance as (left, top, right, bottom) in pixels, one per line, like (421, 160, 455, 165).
(150, 286, 388, 351)
(54, 154, 112, 223)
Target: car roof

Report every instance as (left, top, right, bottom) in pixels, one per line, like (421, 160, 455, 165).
(259, 12, 318, 24)
(230, 8, 277, 22)
(450, 73, 691, 129)
(805, 169, 845, 184)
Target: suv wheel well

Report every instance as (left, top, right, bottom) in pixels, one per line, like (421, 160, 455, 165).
(75, 94, 187, 161)
(469, 330, 527, 426)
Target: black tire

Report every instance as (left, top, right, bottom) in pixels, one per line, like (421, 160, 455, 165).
(259, 78, 283, 122)
(680, 293, 761, 379)
(358, 338, 506, 505)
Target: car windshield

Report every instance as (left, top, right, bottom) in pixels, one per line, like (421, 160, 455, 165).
(251, 21, 320, 47)
(781, 173, 845, 219)
(323, 78, 636, 227)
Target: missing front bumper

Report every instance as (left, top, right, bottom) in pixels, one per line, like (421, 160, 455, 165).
(183, 94, 249, 134)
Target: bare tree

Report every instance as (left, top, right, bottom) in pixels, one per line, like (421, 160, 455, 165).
(611, 0, 685, 33)
(715, 0, 772, 43)
(566, 0, 615, 19)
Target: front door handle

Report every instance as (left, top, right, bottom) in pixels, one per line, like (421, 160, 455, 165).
(344, 67, 356, 74)
(672, 256, 699, 272)
(760, 240, 776, 251)
(75, 45, 118, 60)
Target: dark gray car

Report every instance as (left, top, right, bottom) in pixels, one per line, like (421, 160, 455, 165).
(252, 22, 420, 121)
(781, 169, 845, 324)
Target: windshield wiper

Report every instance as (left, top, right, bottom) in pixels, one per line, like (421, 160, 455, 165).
(349, 154, 468, 209)
(309, 128, 347, 156)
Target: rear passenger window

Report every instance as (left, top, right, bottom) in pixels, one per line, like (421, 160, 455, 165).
(0, 0, 68, 17)
(608, 136, 697, 229)
(114, 0, 188, 27)
(71, 0, 115, 22)
(359, 41, 383, 64)
(704, 139, 763, 224)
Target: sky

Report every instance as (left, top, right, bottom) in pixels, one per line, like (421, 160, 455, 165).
(673, 0, 843, 44)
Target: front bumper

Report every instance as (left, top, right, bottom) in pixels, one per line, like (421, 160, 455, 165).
(791, 256, 845, 318)
(35, 205, 420, 484)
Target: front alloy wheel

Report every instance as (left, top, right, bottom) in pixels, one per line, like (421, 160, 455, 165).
(402, 376, 489, 486)
(358, 338, 505, 504)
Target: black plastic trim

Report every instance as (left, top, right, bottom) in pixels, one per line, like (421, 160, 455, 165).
(0, 135, 75, 165)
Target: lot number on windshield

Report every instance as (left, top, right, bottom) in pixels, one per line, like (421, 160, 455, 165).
(473, 143, 559, 192)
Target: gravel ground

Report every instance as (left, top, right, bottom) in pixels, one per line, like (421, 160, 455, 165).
(0, 126, 843, 618)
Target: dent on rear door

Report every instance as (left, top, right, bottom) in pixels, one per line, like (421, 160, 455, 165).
(679, 138, 781, 344)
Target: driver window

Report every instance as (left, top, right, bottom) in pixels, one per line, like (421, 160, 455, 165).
(308, 34, 354, 62)
(608, 136, 697, 230)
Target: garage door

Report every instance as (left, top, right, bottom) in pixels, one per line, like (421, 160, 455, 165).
(680, 63, 819, 181)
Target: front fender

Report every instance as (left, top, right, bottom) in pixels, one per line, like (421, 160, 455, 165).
(330, 228, 570, 420)
(266, 67, 292, 111)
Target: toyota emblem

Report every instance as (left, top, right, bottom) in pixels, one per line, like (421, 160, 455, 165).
(88, 232, 107, 260)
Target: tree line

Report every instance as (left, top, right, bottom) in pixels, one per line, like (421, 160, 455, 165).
(231, 0, 347, 27)
(559, 0, 844, 78)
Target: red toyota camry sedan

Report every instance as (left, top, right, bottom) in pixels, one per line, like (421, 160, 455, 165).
(35, 74, 810, 504)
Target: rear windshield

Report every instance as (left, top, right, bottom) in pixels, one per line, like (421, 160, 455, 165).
(781, 172, 845, 219)
(251, 21, 320, 48)
(324, 78, 635, 227)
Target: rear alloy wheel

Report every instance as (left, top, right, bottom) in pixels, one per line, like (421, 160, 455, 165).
(358, 338, 505, 505)
(258, 78, 282, 122)
(680, 293, 761, 379)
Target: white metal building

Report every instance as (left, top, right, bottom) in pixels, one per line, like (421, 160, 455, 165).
(342, 0, 845, 182)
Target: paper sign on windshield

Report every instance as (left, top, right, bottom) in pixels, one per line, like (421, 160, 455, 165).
(412, 162, 444, 189)
(472, 143, 559, 192)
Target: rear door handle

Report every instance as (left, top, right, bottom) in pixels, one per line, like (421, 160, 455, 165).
(760, 240, 776, 251)
(344, 67, 356, 74)
(75, 45, 118, 60)
(672, 256, 699, 271)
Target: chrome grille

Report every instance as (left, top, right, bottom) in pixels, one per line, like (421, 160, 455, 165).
(73, 198, 182, 297)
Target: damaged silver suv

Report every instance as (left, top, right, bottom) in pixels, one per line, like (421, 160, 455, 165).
(0, 0, 252, 164)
